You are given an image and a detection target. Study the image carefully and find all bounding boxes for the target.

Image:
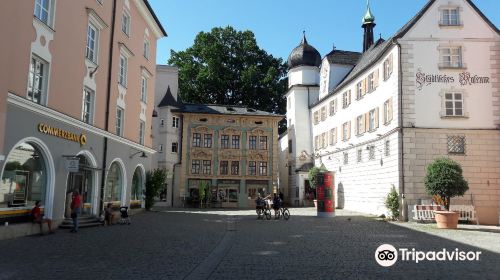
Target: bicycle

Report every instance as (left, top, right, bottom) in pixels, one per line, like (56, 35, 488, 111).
(276, 206, 290, 220)
(256, 205, 272, 220)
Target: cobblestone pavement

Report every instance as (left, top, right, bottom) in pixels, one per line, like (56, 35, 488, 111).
(0, 208, 499, 279)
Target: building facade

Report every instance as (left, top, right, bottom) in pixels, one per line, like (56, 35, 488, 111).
(0, 0, 166, 227)
(282, 0, 500, 224)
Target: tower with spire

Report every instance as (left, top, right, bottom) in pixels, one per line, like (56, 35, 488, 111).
(362, 0, 376, 52)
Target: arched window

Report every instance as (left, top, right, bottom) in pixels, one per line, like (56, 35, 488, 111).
(131, 167, 143, 201)
(105, 162, 122, 202)
(1, 143, 47, 208)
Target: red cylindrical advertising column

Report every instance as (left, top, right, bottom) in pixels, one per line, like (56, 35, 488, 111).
(316, 171, 335, 218)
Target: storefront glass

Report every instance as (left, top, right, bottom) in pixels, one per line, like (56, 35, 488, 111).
(131, 167, 143, 201)
(105, 162, 122, 203)
(1, 143, 47, 208)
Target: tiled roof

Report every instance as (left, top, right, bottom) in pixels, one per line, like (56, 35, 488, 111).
(325, 49, 362, 65)
(174, 103, 284, 118)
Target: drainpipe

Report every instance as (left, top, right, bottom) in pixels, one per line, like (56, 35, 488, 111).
(395, 39, 407, 221)
(99, 0, 117, 217)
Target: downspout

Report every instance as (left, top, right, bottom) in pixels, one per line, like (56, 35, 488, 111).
(100, 0, 117, 217)
(396, 39, 407, 221)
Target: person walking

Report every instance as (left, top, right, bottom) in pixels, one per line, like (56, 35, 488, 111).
(70, 190, 82, 233)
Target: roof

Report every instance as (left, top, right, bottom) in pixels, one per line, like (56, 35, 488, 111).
(295, 162, 314, 173)
(158, 86, 180, 107)
(288, 34, 322, 69)
(173, 103, 284, 118)
(325, 49, 362, 65)
(142, 0, 167, 36)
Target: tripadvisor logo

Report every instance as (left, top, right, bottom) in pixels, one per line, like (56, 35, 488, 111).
(375, 244, 482, 267)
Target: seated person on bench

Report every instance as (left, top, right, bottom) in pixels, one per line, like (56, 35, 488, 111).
(31, 201, 54, 234)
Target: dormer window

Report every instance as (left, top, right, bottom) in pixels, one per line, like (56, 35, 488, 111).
(440, 7, 461, 26)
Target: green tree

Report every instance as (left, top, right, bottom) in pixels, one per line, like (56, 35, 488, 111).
(307, 165, 327, 189)
(168, 26, 288, 133)
(385, 186, 400, 220)
(424, 158, 469, 211)
(145, 168, 167, 210)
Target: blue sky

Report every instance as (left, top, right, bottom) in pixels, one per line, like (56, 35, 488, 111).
(149, 0, 499, 64)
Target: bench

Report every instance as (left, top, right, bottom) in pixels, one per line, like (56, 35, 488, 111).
(412, 205, 478, 224)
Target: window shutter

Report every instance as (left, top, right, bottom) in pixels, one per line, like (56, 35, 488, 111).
(389, 53, 393, 75)
(388, 98, 393, 122)
(348, 121, 351, 139)
(374, 69, 379, 88)
(375, 107, 380, 128)
(362, 78, 366, 95)
(348, 90, 351, 105)
(365, 113, 369, 132)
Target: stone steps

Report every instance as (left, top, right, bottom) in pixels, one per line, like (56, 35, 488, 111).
(58, 216, 103, 229)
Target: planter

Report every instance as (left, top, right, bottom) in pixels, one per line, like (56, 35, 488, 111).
(434, 210, 459, 229)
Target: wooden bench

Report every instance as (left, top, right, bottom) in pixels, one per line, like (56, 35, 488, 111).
(412, 205, 478, 224)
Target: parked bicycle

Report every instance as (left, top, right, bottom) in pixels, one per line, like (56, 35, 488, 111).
(276, 206, 290, 220)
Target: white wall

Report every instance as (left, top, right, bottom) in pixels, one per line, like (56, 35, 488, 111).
(288, 66, 320, 87)
(278, 134, 290, 203)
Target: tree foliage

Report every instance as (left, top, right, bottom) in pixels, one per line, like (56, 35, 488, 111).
(424, 158, 469, 211)
(308, 166, 327, 189)
(168, 26, 288, 132)
(385, 186, 400, 220)
(145, 168, 168, 210)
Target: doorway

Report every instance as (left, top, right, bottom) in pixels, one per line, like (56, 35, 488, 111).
(218, 187, 238, 208)
(65, 156, 93, 217)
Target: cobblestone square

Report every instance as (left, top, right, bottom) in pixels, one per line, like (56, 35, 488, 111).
(0, 208, 499, 280)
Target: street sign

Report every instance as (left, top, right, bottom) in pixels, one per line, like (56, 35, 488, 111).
(66, 158, 79, 172)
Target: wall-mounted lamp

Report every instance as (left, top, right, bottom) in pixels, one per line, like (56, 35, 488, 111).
(130, 151, 148, 159)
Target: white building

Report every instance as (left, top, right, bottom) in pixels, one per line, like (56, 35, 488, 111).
(281, 0, 500, 224)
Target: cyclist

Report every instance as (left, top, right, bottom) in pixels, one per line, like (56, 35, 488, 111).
(255, 193, 265, 219)
(272, 193, 281, 219)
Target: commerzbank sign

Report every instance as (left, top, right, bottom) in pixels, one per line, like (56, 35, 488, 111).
(416, 68, 490, 91)
(37, 123, 87, 146)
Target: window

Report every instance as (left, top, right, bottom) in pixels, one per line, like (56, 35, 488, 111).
(34, 0, 51, 25)
(121, 11, 130, 36)
(368, 109, 379, 131)
(160, 119, 164, 127)
(447, 135, 465, 154)
(314, 135, 319, 150)
(342, 122, 350, 141)
(82, 88, 95, 124)
(249, 136, 257, 150)
(329, 128, 337, 145)
(172, 116, 180, 128)
(259, 136, 268, 150)
(368, 146, 376, 160)
(131, 167, 143, 201)
(440, 8, 460, 26)
(356, 81, 363, 100)
(203, 134, 212, 148)
(202, 160, 211, 175)
(329, 99, 337, 116)
(221, 135, 229, 149)
(231, 161, 239, 175)
(139, 121, 145, 145)
(220, 161, 229, 175)
(343, 152, 348, 165)
(86, 23, 99, 63)
(342, 90, 351, 108)
(143, 39, 150, 59)
(191, 160, 200, 174)
(320, 106, 327, 121)
(259, 162, 267, 176)
(357, 149, 362, 163)
(116, 107, 124, 136)
(445, 93, 464, 116)
(368, 73, 375, 92)
(313, 111, 319, 125)
(232, 135, 240, 149)
(248, 161, 256, 175)
(385, 140, 390, 157)
(192, 133, 201, 147)
(118, 54, 127, 86)
(27, 55, 48, 105)
(171, 142, 178, 153)
(384, 98, 393, 124)
(440, 47, 462, 68)
(321, 132, 327, 148)
(384, 54, 393, 80)
(105, 162, 123, 202)
(158, 144, 163, 153)
(288, 139, 293, 153)
(140, 76, 148, 103)
(356, 115, 365, 136)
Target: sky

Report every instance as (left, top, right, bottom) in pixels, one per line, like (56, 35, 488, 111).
(149, 0, 500, 65)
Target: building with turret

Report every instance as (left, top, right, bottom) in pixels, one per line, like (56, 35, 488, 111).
(280, 0, 500, 225)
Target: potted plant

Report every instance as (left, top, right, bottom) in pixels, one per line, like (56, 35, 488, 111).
(424, 158, 469, 229)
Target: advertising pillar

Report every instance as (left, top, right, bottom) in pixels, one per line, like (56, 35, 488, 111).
(316, 171, 335, 218)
